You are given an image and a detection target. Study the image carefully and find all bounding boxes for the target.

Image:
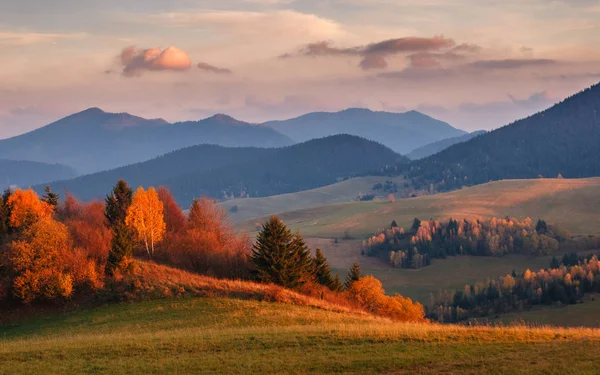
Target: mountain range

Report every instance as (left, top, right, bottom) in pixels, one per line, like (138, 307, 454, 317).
(264, 108, 466, 155)
(39, 135, 405, 205)
(0, 109, 293, 174)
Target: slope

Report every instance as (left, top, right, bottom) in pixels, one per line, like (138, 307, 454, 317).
(0, 109, 292, 174)
(41, 135, 406, 205)
(264, 108, 466, 154)
(407, 130, 486, 160)
(407, 83, 600, 190)
(0, 159, 77, 187)
(1, 296, 600, 374)
(236, 178, 600, 238)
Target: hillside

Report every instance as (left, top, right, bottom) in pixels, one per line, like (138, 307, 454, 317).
(221, 176, 406, 222)
(407, 130, 486, 160)
(42, 135, 406, 204)
(407, 83, 600, 190)
(0, 159, 76, 187)
(264, 108, 466, 155)
(2, 296, 600, 374)
(236, 178, 600, 238)
(0, 109, 292, 174)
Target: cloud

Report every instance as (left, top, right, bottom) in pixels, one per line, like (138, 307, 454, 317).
(197, 62, 232, 74)
(362, 36, 454, 55)
(119, 46, 192, 77)
(469, 58, 557, 70)
(284, 35, 475, 70)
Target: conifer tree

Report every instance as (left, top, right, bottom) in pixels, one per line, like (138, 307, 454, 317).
(345, 261, 362, 290)
(332, 274, 343, 292)
(105, 180, 133, 274)
(251, 216, 312, 289)
(313, 248, 336, 290)
(0, 189, 11, 238)
(41, 185, 60, 208)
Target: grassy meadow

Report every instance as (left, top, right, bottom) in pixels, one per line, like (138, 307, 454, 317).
(235, 178, 600, 238)
(221, 176, 406, 223)
(2, 297, 600, 374)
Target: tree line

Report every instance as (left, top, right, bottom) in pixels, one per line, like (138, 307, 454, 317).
(428, 255, 600, 322)
(361, 217, 579, 269)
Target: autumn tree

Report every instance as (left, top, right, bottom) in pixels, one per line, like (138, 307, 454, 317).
(42, 185, 60, 208)
(251, 216, 313, 289)
(347, 276, 426, 322)
(126, 187, 166, 258)
(6, 188, 53, 230)
(313, 248, 336, 290)
(344, 261, 361, 290)
(105, 180, 133, 273)
(158, 187, 186, 234)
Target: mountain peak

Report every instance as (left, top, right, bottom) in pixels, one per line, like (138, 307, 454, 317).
(78, 107, 106, 116)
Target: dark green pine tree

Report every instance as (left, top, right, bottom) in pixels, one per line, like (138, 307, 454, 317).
(41, 185, 60, 208)
(550, 256, 560, 269)
(391, 220, 398, 228)
(344, 261, 361, 290)
(313, 248, 336, 290)
(331, 274, 343, 292)
(105, 180, 134, 275)
(251, 216, 313, 289)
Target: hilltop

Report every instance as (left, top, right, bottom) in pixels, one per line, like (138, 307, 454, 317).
(264, 108, 465, 154)
(0, 109, 292, 174)
(41, 135, 406, 204)
(407, 130, 487, 160)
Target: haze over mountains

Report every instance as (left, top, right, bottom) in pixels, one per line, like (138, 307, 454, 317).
(40, 135, 405, 205)
(0, 108, 293, 174)
(407, 82, 600, 191)
(406, 130, 487, 160)
(264, 108, 466, 155)
(0, 159, 77, 187)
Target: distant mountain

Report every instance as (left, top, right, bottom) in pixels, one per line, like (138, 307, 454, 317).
(0, 109, 293, 174)
(407, 131, 487, 160)
(40, 135, 406, 205)
(407, 83, 600, 191)
(0, 159, 76, 188)
(263, 108, 466, 154)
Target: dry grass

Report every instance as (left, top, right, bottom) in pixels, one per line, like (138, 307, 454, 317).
(110, 260, 366, 316)
(236, 178, 600, 238)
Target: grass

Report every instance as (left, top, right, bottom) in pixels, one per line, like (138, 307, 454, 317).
(2, 297, 600, 374)
(475, 294, 600, 328)
(306, 238, 564, 303)
(236, 178, 600, 238)
(221, 176, 405, 223)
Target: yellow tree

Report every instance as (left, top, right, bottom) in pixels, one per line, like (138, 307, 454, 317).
(126, 187, 166, 257)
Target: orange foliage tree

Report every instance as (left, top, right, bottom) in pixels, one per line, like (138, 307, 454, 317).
(3, 217, 102, 303)
(6, 189, 53, 230)
(126, 187, 166, 258)
(347, 276, 426, 322)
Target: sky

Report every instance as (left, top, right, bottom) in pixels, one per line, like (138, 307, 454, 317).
(1, 0, 599, 138)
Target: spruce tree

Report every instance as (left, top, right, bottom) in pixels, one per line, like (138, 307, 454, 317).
(41, 185, 60, 208)
(0, 189, 11, 239)
(313, 248, 336, 290)
(332, 274, 343, 292)
(251, 216, 312, 289)
(105, 180, 133, 274)
(344, 261, 361, 290)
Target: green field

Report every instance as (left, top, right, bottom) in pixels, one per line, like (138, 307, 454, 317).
(2, 297, 600, 374)
(476, 295, 600, 328)
(237, 178, 600, 238)
(221, 176, 406, 223)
